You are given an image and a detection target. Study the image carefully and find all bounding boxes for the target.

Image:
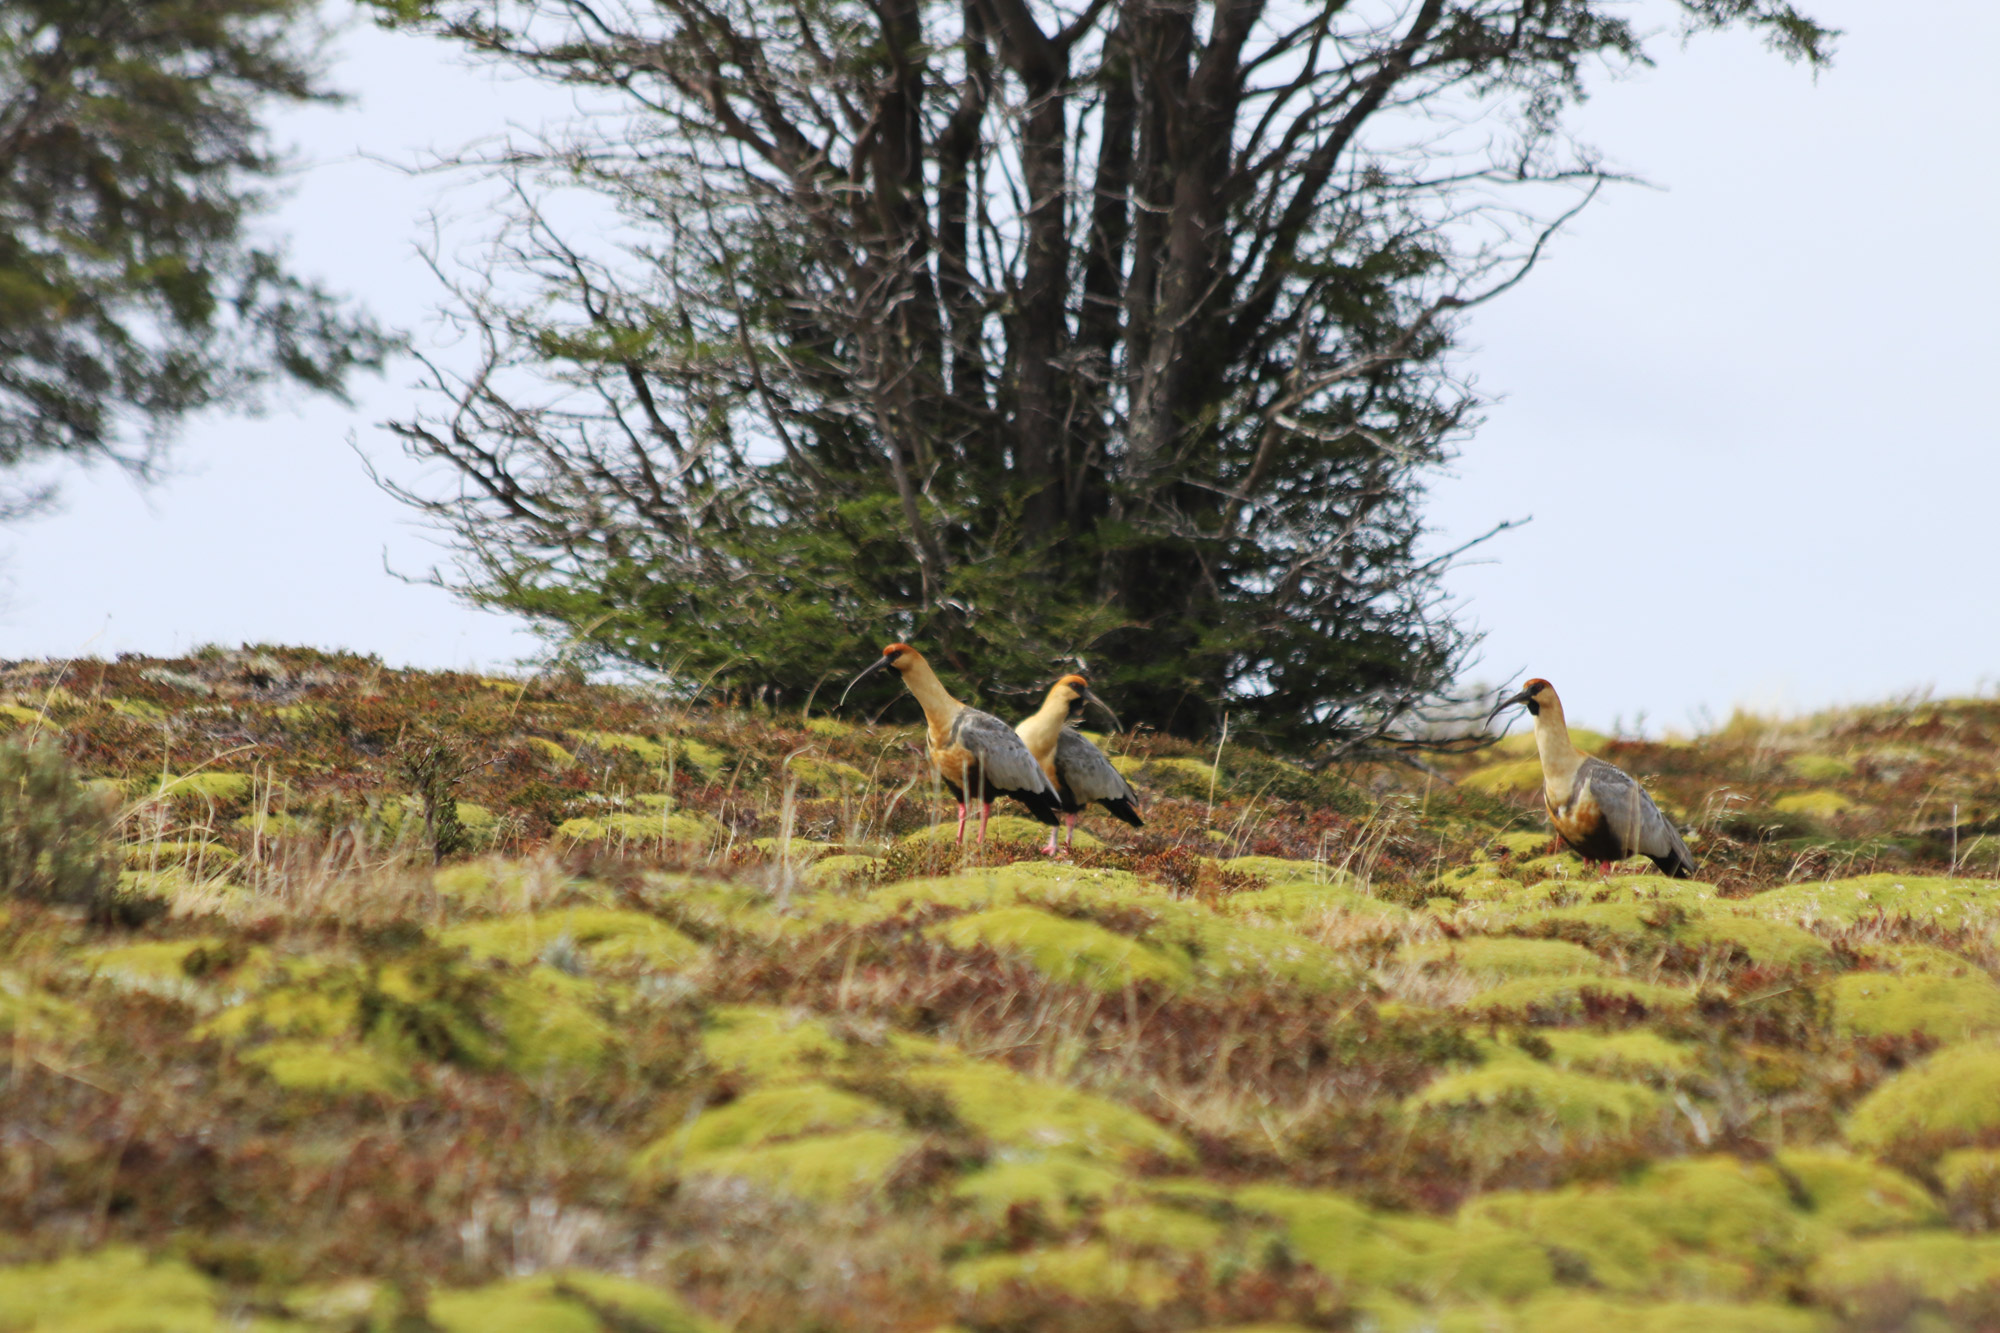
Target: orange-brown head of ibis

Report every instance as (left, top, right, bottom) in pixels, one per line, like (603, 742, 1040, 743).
(839, 643, 917, 709)
(1049, 674, 1123, 729)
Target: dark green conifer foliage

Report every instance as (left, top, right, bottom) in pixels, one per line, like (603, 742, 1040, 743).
(0, 0, 395, 516)
(0, 736, 122, 915)
(396, 732, 471, 863)
(367, 0, 1830, 747)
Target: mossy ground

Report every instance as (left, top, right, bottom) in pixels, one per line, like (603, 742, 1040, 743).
(6, 649, 2000, 1328)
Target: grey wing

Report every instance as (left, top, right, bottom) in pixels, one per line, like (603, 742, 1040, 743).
(1580, 758, 1693, 872)
(954, 709, 1057, 795)
(1054, 728, 1136, 805)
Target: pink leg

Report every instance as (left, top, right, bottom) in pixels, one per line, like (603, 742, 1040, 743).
(955, 802, 968, 846)
(977, 801, 992, 843)
(1045, 826, 1059, 856)
(1065, 814, 1077, 848)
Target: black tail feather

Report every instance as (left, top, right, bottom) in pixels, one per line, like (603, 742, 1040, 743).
(1003, 786, 1063, 826)
(1098, 797, 1144, 828)
(1649, 847, 1695, 879)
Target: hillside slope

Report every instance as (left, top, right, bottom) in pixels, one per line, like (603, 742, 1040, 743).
(4, 647, 2000, 1331)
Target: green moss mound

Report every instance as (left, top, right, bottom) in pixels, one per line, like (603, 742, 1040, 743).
(199, 945, 621, 1087)
(933, 906, 1193, 990)
(244, 1039, 416, 1097)
(429, 1271, 721, 1332)
(1107, 754, 1217, 800)
(1410, 1062, 1662, 1146)
(1688, 916, 1832, 969)
(1538, 1029, 1697, 1079)
(1846, 1041, 2000, 1155)
(0, 971, 91, 1043)
(1230, 1184, 1554, 1303)
(1745, 874, 2000, 930)
(527, 737, 578, 768)
(1826, 970, 2000, 1042)
(1223, 878, 1408, 922)
(1765, 1149, 1940, 1235)
(1472, 1296, 1826, 1333)
(1465, 1157, 1814, 1300)
(431, 858, 560, 908)
(680, 1082, 899, 1156)
(1099, 1201, 1230, 1253)
(1508, 901, 1682, 951)
(865, 865, 1147, 920)
(672, 738, 729, 775)
(748, 835, 834, 861)
(1464, 1187, 1690, 1297)
(1862, 942, 1983, 976)
(1221, 855, 1338, 882)
(121, 839, 242, 871)
(80, 937, 225, 1002)
(497, 965, 622, 1074)
(1808, 1233, 2000, 1309)
(669, 1127, 920, 1202)
(153, 771, 256, 805)
(952, 1154, 1131, 1223)
(0, 1247, 231, 1330)
(700, 1005, 848, 1080)
(906, 1057, 1190, 1166)
(1938, 1147, 2000, 1197)
(1783, 754, 1854, 783)
(1151, 911, 1357, 992)
(1462, 974, 1696, 1018)
(1772, 790, 1854, 819)
(801, 853, 882, 887)
(0, 702, 52, 729)
(557, 811, 721, 847)
(1459, 758, 1545, 796)
(443, 907, 702, 973)
(568, 729, 668, 765)
(1405, 937, 1606, 978)
(788, 756, 872, 795)
(950, 1241, 1178, 1308)
(234, 810, 317, 840)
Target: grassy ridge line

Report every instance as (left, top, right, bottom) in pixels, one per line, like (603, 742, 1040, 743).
(3, 648, 2000, 1330)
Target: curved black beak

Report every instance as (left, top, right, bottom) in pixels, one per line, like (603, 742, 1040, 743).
(1486, 687, 1534, 728)
(837, 654, 892, 710)
(1080, 688, 1123, 732)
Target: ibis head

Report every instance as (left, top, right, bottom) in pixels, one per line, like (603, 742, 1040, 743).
(839, 643, 919, 709)
(1488, 677, 1554, 725)
(1051, 673, 1122, 731)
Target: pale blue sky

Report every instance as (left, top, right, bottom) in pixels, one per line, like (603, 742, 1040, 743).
(1, 1, 1994, 734)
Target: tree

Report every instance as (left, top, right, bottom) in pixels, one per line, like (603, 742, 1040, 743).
(0, 0, 396, 518)
(368, 0, 1829, 748)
